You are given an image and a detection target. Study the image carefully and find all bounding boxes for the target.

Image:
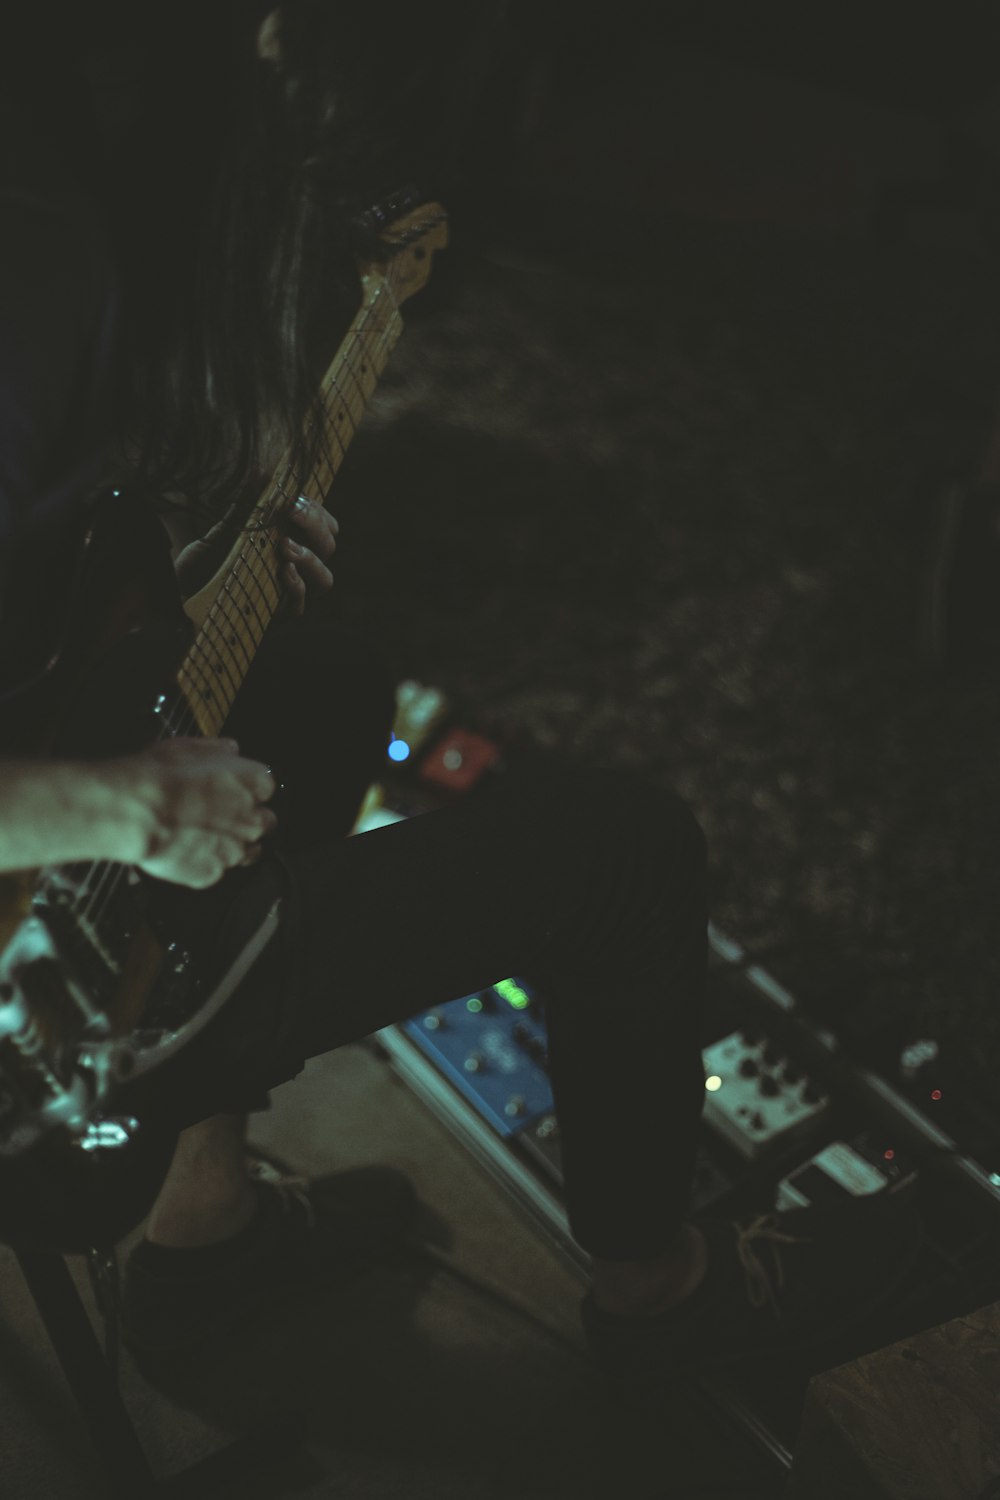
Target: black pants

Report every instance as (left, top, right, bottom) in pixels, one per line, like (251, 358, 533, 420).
(133, 622, 709, 1262)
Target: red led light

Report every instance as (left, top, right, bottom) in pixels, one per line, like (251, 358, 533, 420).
(884, 1149, 895, 1161)
(931, 1089, 942, 1101)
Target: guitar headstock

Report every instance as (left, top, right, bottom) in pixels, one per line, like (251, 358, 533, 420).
(358, 201, 449, 306)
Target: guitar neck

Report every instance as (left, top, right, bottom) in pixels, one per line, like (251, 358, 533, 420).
(175, 281, 404, 737)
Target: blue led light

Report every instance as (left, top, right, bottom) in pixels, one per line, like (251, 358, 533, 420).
(387, 738, 411, 763)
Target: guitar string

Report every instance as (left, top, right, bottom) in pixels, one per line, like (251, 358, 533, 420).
(69, 294, 399, 946)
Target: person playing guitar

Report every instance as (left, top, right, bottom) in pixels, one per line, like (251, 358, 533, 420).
(0, 0, 751, 1396)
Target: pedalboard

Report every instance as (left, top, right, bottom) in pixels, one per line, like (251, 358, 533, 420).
(359, 681, 1000, 1477)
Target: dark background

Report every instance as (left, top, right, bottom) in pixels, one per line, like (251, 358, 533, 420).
(330, 3, 1000, 1159)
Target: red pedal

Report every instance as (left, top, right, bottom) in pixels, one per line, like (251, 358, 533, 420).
(419, 727, 501, 792)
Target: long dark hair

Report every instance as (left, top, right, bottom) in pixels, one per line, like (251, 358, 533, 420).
(93, 0, 510, 524)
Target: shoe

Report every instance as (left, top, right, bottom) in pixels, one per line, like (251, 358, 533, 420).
(121, 1157, 422, 1359)
(581, 1191, 924, 1398)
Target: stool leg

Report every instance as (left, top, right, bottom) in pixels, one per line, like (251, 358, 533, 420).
(16, 1248, 158, 1499)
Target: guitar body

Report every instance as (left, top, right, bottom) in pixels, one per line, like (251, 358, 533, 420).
(0, 490, 202, 1250)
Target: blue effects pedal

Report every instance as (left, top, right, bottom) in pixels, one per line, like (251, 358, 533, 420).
(402, 977, 555, 1137)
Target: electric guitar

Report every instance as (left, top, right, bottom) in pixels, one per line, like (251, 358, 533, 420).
(0, 192, 447, 1250)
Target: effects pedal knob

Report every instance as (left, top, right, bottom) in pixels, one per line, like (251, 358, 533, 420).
(463, 1051, 486, 1073)
(504, 1095, 527, 1117)
(423, 1009, 446, 1031)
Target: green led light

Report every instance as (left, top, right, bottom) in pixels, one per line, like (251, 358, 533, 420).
(495, 978, 530, 1010)
(466, 996, 484, 1013)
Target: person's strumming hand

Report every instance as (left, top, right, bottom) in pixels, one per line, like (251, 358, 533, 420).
(0, 740, 277, 887)
(109, 737, 278, 888)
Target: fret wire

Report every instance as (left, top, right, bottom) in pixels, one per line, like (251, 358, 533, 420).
(342, 334, 374, 398)
(197, 613, 242, 697)
(318, 379, 352, 460)
(179, 607, 240, 705)
(318, 412, 347, 471)
(211, 595, 255, 671)
(198, 607, 241, 675)
(314, 302, 383, 463)
(269, 463, 296, 510)
(339, 350, 365, 407)
(224, 575, 266, 643)
(213, 587, 255, 659)
(233, 550, 275, 614)
(229, 568, 270, 640)
(262, 482, 291, 525)
(243, 555, 281, 619)
(308, 453, 335, 500)
(245, 532, 282, 605)
(178, 656, 236, 724)
(334, 346, 363, 432)
(338, 341, 368, 411)
(199, 597, 245, 675)
(177, 640, 225, 707)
